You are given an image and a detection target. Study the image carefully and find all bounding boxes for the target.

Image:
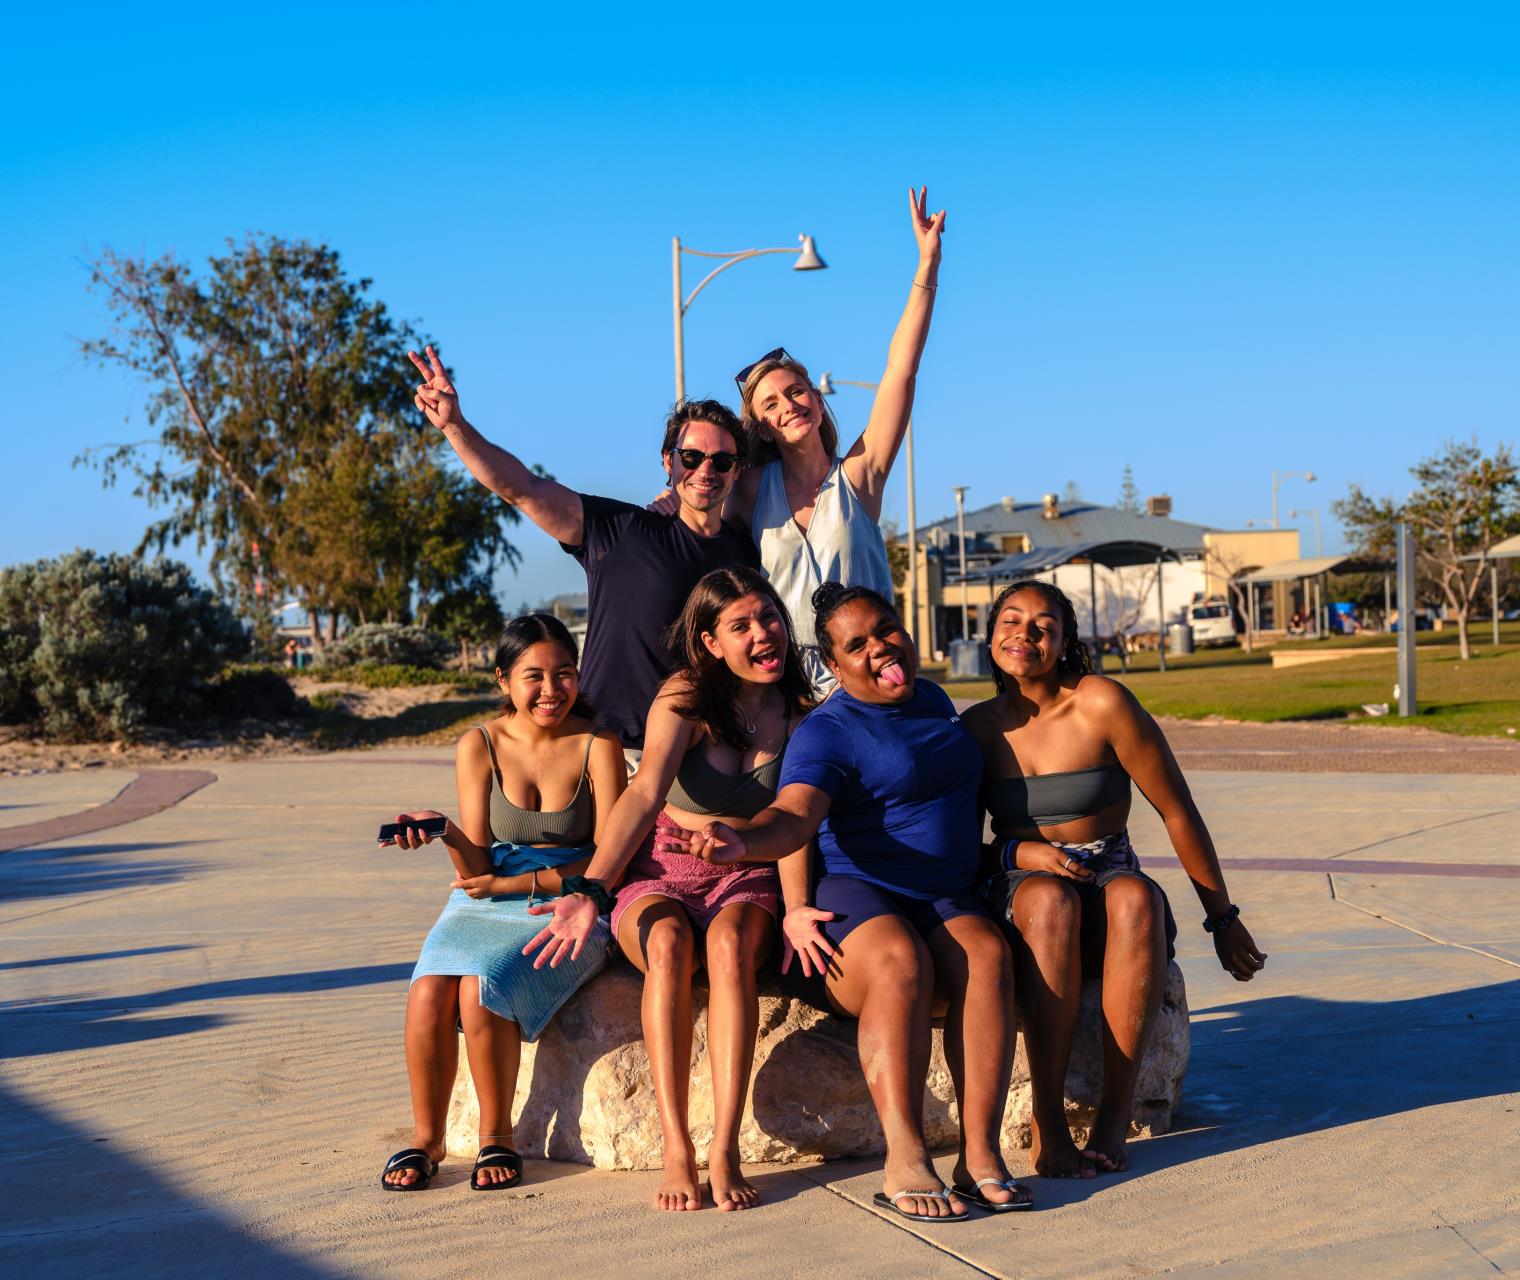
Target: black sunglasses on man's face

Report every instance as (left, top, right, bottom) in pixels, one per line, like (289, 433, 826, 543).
(673, 448, 738, 474)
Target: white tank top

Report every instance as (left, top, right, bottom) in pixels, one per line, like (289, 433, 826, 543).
(752, 457, 895, 690)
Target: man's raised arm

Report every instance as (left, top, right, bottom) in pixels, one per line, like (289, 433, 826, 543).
(409, 345, 585, 547)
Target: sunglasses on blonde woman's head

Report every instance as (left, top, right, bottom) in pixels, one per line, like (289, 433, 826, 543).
(673, 448, 738, 474)
(734, 346, 792, 390)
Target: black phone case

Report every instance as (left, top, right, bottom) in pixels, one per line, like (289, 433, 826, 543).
(378, 817, 448, 843)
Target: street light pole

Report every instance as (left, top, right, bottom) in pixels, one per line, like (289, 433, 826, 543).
(818, 373, 918, 652)
(671, 234, 826, 401)
(1290, 507, 1323, 556)
(1272, 468, 1317, 528)
(953, 485, 970, 640)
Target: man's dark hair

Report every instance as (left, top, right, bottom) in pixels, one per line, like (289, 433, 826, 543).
(660, 398, 747, 457)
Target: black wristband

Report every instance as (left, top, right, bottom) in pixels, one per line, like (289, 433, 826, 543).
(561, 875, 615, 915)
(1202, 904, 1240, 934)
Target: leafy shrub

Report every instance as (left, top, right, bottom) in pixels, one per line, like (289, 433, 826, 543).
(203, 665, 302, 721)
(312, 624, 452, 670)
(314, 663, 490, 690)
(0, 551, 250, 739)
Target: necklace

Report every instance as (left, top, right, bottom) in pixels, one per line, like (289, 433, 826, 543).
(743, 713, 757, 735)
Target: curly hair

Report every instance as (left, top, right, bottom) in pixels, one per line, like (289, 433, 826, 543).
(985, 580, 1094, 690)
(665, 567, 816, 751)
(810, 582, 900, 667)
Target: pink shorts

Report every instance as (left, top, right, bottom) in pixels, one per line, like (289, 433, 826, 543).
(610, 810, 779, 935)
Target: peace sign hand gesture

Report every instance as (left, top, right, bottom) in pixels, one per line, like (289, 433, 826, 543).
(908, 185, 947, 266)
(407, 344, 464, 433)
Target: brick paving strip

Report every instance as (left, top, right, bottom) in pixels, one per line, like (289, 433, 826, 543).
(0, 769, 217, 854)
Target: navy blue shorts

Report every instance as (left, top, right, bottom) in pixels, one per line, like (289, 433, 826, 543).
(776, 872, 990, 1011)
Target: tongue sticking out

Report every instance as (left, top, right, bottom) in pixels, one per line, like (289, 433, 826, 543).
(879, 661, 907, 687)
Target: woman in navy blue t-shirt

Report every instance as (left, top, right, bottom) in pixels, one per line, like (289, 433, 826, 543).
(676, 584, 1031, 1223)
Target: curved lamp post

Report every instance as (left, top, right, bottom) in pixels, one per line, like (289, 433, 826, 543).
(672, 235, 826, 400)
(1272, 468, 1316, 528)
(817, 371, 920, 652)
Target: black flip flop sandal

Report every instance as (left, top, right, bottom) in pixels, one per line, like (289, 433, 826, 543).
(471, 1144, 524, 1191)
(951, 1176, 1035, 1212)
(381, 1147, 439, 1191)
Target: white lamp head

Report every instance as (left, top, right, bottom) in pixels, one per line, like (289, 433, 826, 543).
(793, 234, 826, 271)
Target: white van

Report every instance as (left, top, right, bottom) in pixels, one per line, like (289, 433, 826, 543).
(1187, 600, 1237, 647)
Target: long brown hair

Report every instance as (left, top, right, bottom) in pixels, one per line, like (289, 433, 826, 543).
(985, 580, 1095, 690)
(738, 355, 840, 465)
(665, 567, 815, 750)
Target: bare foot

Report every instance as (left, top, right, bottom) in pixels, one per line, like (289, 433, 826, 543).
(383, 1141, 444, 1188)
(1081, 1105, 1131, 1173)
(952, 1155, 1035, 1208)
(1030, 1116, 1096, 1179)
(882, 1154, 966, 1220)
(707, 1146, 761, 1211)
(473, 1131, 520, 1188)
(654, 1139, 703, 1211)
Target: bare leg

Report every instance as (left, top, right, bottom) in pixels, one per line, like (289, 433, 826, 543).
(458, 976, 523, 1186)
(926, 913, 1030, 1207)
(618, 896, 701, 1211)
(1007, 878, 1093, 1178)
(702, 902, 772, 1211)
(1084, 877, 1166, 1173)
(825, 915, 964, 1220)
(385, 975, 459, 1186)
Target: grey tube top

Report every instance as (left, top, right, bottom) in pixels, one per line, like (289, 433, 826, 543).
(476, 726, 597, 846)
(984, 762, 1130, 831)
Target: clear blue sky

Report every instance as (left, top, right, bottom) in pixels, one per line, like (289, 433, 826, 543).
(5, 3, 1517, 610)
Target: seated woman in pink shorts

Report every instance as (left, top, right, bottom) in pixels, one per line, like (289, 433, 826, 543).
(527, 566, 814, 1212)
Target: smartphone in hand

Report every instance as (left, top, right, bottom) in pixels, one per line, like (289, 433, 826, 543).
(377, 815, 449, 846)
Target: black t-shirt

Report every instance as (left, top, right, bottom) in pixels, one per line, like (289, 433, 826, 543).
(561, 494, 761, 749)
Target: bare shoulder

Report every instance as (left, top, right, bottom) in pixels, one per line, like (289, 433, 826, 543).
(455, 722, 492, 759)
(1071, 674, 1150, 727)
(959, 696, 1007, 747)
(588, 728, 625, 762)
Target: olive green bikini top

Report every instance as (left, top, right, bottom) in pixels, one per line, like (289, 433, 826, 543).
(664, 742, 786, 819)
(476, 725, 597, 847)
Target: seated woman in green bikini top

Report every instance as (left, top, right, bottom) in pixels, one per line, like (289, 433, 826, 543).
(962, 580, 1268, 1181)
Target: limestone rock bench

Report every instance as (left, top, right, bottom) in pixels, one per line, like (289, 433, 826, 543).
(446, 961, 1189, 1168)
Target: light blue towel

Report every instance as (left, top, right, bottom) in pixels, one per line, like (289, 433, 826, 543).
(411, 842, 610, 1041)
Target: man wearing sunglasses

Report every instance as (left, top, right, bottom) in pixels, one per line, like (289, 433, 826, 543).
(408, 346, 758, 758)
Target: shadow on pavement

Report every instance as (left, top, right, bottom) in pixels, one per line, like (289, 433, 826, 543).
(0, 944, 199, 971)
(1128, 979, 1520, 1174)
(0, 1079, 347, 1278)
(1, 963, 414, 1059)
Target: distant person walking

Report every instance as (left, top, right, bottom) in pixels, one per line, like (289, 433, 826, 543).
(409, 346, 759, 758)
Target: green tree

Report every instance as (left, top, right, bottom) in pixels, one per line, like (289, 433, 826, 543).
(1332, 438, 1518, 659)
(78, 236, 521, 641)
(429, 578, 506, 670)
(1115, 464, 1141, 514)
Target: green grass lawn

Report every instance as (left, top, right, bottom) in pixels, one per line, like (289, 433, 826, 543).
(934, 623, 1520, 739)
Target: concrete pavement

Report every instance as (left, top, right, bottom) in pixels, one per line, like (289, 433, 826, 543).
(1, 745, 1517, 1278)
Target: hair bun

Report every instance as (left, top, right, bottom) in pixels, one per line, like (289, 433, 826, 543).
(811, 582, 850, 613)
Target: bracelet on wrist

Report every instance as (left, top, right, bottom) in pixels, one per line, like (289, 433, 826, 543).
(560, 875, 616, 915)
(1202, 904, 1240, 934)
(912, 279, 937, 292)
(1001, 839, 1018, 873)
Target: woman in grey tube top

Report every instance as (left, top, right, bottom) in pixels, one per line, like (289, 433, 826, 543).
(963, 580, 1268, 1179)
(378, 614, 625, 1193)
